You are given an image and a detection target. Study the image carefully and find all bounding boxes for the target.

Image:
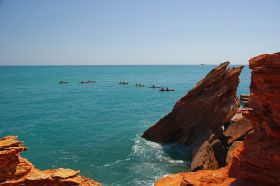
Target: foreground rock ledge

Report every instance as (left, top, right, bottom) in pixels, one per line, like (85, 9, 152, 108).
(0, 136, 101, 186)
(155, 53, 280, 186)
(143, 62, 243, 145)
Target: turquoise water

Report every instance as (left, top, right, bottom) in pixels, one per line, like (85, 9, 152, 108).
(0, 65, 250, 186)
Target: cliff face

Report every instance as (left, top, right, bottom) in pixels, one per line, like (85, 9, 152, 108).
(155, 52, 280, 186)
(143, 62, 243, 145)
(0, 136, 101, 186)
(238, 53, 280, 185)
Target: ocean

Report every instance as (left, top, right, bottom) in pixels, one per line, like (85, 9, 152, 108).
(0, 65, 250, 186)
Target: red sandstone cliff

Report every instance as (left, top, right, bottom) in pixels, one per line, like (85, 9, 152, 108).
(0, 136, 101, 186)
(155, 53, 280, 186)
(143, 62, 243, 145)
(238, 53, 280, 185)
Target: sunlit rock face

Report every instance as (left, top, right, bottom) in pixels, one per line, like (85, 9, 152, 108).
(238, 52, 280, 185)
(143, 62, 243, 145)
(0, 136, 102, 186)
(155, 52, 280, 186)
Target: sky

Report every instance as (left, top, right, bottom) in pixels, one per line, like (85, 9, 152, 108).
(0, 0, 279, 65)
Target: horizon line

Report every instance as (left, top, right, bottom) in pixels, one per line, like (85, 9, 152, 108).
(0, 63, 248, 66)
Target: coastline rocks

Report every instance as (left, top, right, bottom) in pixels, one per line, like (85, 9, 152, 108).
(223, 110, 252, 144)
(142, 62, 243, 145)
(155, 52, 280, 186)
(236, 52, 280, 185)
(190, 139, 220, 171)
(0, 136, 101, 186)
(155, 141, 244, 186)
(191, 110, 252, 171)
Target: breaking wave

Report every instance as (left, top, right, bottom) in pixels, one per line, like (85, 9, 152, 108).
(109, 135, 191, 186)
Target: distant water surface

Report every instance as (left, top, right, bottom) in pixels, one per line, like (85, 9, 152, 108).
(0, 65, 250, 186)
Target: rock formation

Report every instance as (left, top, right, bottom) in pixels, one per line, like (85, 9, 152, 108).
(190, 110, 252, 171)
(0, 136, 101, 186)
(143, 62, 243, 145)
(155, 141, 244, 186)
(238, 52, 280, 185)
(155, 53, 280, 186)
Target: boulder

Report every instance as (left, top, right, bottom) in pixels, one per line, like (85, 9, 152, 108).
(143, 62, 243, 145)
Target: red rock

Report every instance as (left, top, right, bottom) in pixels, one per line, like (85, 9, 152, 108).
(190, 139, 220, 171)
(236, 52, 280, 185)
(223, 110, 252, 144)
(191, 111, 252, 171)
(143, 62, 243, 145)
(155, 141, 244, 186)
(155, 52, 280, 186)
(0, 136, 102, 186)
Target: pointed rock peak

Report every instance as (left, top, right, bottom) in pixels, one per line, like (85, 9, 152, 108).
(142, 62, 243, 145)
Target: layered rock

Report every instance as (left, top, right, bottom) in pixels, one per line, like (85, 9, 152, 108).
(143, 62, 243, 145)
(237, 52, 280, 185)
(155, 53, 280, 186)
(0, 136, 101, 186)
(191, 110, 252, 171)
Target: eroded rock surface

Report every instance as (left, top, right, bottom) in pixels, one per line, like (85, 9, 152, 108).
(191, 110, 252, 171)
(155, 141, 244, 186)
(238, 52, 280, 185)
(143, 62, 243, 145)
(0, 136, 101, 186)
(155, 53, 280, 186)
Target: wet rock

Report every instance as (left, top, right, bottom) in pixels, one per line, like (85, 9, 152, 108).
(143, 62, 243, 146)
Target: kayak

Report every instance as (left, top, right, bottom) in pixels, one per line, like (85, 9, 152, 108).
(148, 86, 161, 88)
(159, 89, 175, 92)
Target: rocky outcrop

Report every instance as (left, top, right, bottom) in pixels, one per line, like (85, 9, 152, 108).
(237, 52, 280, 185)
(190, 110, 252, 171)
(0, 136, 101, 186)
(155, 141, 244, 186)
(155, 52, 280, 186)
(143, 62, 243, 145)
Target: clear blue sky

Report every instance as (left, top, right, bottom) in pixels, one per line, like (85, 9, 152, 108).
(0, 0, 279, 65)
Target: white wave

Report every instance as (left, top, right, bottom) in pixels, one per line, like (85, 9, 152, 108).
(130, 135, 189, 165)
(125, 135, 190, 186)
